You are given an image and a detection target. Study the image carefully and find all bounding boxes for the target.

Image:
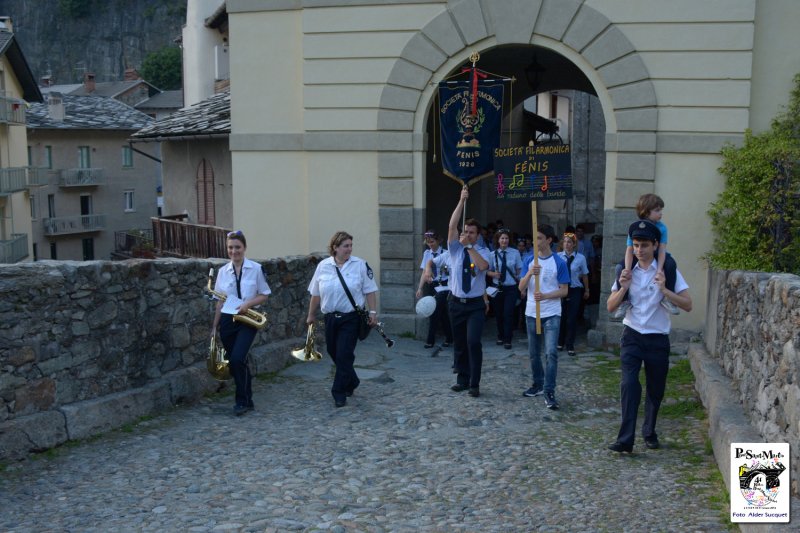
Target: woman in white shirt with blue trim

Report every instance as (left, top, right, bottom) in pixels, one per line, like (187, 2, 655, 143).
(211, 231, 271, 416)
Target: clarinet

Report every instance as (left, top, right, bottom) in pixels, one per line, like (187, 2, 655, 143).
(374, 321, 395, 348)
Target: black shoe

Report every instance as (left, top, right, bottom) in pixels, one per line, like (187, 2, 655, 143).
(345, 390, 353, 397)
(233, 405, 248, 416)
(523, 386, 543, 397)
(567, 350, 576, 357)
(334, 398, 346, 408)
(424, 343, 434, 349)
(608, 442, 633, 453)
(544, 392, 559, 410)
(468, 387, 480, 397)
(644, 437, 660, 449)
(443, 341, 452, 347)
(557, 345, 564, 351)
(496, 339, 504, 345)
(503, 343, 512, 349)
(451, 384, 469, 392)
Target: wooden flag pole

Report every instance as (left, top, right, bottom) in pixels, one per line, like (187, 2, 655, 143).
(531, 200, 541, 334)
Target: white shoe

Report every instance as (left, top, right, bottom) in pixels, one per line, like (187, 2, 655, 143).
(613, 301, 632, 318)
(660, 299, 680, 315)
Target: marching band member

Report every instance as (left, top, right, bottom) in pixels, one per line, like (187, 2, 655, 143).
(416, 229, 453, 349)
(211, 230, 271, 416)
(306, 231, 378, 408)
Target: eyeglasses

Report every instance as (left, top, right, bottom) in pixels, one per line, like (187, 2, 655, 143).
(227, 230, 243, 237)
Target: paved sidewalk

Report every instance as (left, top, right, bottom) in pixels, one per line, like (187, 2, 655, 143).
(0, 330, 731, 532)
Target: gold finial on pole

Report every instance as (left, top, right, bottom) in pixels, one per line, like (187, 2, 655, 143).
(469, 51, 480, 65)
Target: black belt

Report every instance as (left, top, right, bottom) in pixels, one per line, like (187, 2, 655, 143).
(448, 295, 483, 304)
(326, 311, 359, 319)
(431, 280, 449, 287)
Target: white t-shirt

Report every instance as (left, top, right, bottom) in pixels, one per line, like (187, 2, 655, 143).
(524, 254, 570, 319)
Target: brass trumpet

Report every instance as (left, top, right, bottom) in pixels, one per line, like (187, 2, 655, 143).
(206, 268, 268, 330)
(291, 323, 323, 362)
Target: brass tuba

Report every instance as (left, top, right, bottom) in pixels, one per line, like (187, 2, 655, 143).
(206, 268, 268, 330)
(207, 334, 231, 380)
(291, 323, 323, 362)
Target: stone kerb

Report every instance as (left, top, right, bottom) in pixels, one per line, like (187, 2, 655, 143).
(0, 255, 322, 461)
(709, 269, 800, 496)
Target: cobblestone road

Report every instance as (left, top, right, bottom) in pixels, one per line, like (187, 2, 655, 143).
(0, 331, 731, 532)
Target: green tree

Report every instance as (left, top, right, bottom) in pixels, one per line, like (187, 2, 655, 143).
(140, 46, 182, 91)
(58, 0, 93, 18)
(708, 74, 800, 273)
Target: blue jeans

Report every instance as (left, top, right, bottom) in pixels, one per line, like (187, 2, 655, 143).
(526, 315, 560, 393)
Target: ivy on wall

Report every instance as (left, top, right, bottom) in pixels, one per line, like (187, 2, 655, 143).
(708, 74, 800, 274)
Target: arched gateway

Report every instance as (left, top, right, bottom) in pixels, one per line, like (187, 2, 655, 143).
(376, 1, 657, 341)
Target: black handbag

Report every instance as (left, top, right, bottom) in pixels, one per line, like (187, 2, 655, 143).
(335, 266, 372, 340)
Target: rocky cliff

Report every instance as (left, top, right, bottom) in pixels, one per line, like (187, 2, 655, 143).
(0, 0, 185, 84)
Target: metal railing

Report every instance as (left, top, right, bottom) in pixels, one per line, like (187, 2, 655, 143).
(43, 214, 107, 235)
(0, 233, 28, 263)
(26, 167, 50, 187)
(151, 216, 230, 259)
(0, 94, 26, 125)
(114, 229, 154, 256)
(59, 168, 105, 187)
(0, 167, 28, 193)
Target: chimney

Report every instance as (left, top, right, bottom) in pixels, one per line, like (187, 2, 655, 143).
(0, 16, 13, 32)
(47, 93, 64, 122)
(40, 75, 52, 87)
(124, 68, 140, 81)
(84, 72, 96, 93)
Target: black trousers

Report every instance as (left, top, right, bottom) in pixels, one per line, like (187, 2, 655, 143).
(558, 287, 583, 350)
(493, 286, 518, 344)
(426, 289, 453, 345)
(219, 314, 257, 408)
(448, 296, 485, 389)
(324, 311, 361, 402)
(616, 326, 670, 446)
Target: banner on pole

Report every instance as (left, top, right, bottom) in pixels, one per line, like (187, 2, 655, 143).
(438, 81, 504, 185)
(493, 144, 573, 201)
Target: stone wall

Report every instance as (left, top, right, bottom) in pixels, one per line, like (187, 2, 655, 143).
(706, 269, 800, 494)
(0, 255, 321, 461)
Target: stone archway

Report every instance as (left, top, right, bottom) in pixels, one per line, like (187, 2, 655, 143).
(376, 0, 658, 341)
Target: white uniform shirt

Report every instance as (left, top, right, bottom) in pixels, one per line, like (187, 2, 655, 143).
(420, 247, 449, 282)
(490, 247, 523, 287)
(308, 256, 379, 314)
(524, 253, 570, 319)
(558, 251, 589, 289)
(213, 258, 272, 314)
(447, 240, 491, 299)
(612, 259, 689, 335)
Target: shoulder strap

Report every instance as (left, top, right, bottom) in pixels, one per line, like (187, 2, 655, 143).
(335, 265, 359, 311)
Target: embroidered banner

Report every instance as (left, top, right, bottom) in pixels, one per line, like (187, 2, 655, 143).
(438, 80, 504, 185)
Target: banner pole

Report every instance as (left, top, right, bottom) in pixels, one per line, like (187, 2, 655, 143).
(531, 200, 541, 334)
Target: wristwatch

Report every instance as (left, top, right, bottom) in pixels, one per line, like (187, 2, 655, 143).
(464, 244, 473, 250)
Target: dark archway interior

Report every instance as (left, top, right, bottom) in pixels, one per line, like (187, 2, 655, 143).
(423, 44, 605, 245)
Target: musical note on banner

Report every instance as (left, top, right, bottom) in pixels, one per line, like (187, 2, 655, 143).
(496, 173, 505, 196)
(540, 175, 549, 192)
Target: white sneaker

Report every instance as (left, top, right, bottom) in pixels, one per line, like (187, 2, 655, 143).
(613, 301, 632, 318)
(660, 299, 680, 315)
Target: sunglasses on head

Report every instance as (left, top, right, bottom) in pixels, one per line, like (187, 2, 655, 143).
(563, 232, 576, 239)
(227, 230, 243, 237)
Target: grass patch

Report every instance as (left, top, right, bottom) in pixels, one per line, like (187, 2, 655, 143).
(399, 331, 416, 339)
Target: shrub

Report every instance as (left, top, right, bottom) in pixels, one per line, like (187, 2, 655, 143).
(708, 74, 800, 273)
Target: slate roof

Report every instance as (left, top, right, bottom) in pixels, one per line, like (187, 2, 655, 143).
(0, 30, 43, 102)
(26, 94, 153, 130)
(132, 91, 230, 140)
(135, 90, 184, 110)
(69, 79, 159, 98)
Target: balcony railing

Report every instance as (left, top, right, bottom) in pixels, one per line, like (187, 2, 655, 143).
(0, 233, 28, 263)
(59, 168, 105, 187)
(151, 215, 230, 259)
(0, 94, 26, 125)
(26, 167, 50, 187)
(43, 214, 106, 236)
(113, 229, 156, 259)
(0, 167, 28, 194)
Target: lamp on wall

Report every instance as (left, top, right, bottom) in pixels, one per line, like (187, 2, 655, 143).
(524, 53, 546, 93)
